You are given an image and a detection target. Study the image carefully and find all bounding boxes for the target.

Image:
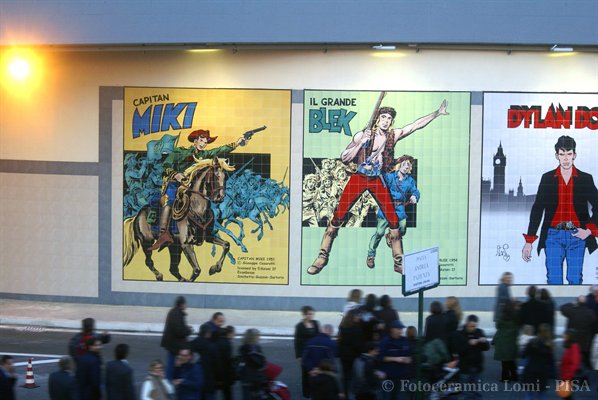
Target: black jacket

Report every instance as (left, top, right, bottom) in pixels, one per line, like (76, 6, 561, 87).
(424, 314, 447, 344)
(560, 302, 597, 352)
(519, 299, 545, 331)
(105, 360, 135, 400)
(457, 328, 490, 373)
(309, 371, 341, 400)
(338, 325, 366, 362)
(238, 344, 267, 386)
(527, 167, 598, 254)
(522, 337, 555, 387)
(189, 336, 222, 393)
(160, 307, 192, 353)
(49, 370, 76, 400)
(294, 320, 320, 359)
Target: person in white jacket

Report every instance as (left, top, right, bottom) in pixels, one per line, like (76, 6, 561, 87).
(140, 359, 175, 400)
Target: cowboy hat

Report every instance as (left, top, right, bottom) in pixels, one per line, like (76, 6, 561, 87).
(188, 129, 217, 143)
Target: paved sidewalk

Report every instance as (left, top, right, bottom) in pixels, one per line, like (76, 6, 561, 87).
(0, 299, 569, 336)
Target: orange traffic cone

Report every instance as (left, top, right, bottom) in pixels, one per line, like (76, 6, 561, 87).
(21, 358, 40, 388)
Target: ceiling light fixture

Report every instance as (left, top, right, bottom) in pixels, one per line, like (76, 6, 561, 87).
(372, 44, 396, 50)
(550, 44, 574, 53)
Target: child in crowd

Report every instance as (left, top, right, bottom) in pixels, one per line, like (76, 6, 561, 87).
(517, 324, 535, 375)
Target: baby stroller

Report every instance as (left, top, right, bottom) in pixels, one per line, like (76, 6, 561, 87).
(263, 362, 291, 400)
(421, 339, 460, 400)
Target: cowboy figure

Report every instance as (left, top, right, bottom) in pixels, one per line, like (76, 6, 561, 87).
(149, 129, 248, 251)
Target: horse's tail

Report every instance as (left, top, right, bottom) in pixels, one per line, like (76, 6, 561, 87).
(123, 216, 140, 267)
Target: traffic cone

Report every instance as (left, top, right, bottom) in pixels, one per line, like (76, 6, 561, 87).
(21, 358, 40, 388)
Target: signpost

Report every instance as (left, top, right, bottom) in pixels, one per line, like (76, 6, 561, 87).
(402, 246, 440, 400)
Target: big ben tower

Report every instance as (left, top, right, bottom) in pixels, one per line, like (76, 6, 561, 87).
(493, 142, 506, 195)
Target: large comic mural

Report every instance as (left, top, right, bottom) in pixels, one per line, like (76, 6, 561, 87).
(122, 88, 291, 284)
(301, 90, 471, 286)
(480, 92, 598, 285)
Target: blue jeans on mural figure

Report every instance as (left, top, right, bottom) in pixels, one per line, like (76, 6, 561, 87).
(544, 228, 585, 284)
(165, 181, 178, 206)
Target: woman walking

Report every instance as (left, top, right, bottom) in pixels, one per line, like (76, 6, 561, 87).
(521, 324, 555, 400)
(238, 329, 268, 400)
(559, 329, 581, 400)
(140, 359, 175, 400)
(493, 300, 519, 382)
(338, 309, 365, 399)
(294, 306, 320, 399)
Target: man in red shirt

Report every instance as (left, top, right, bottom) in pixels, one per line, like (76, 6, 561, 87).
(522, 135, 598, 284)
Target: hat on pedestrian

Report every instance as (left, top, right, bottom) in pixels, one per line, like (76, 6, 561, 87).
(389, 320, 405, 329)
(188, 129, 217, 143)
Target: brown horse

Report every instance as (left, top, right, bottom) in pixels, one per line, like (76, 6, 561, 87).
(123, 157, 235, 281)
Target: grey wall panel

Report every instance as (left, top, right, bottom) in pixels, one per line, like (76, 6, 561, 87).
(1, 1, 596, 46)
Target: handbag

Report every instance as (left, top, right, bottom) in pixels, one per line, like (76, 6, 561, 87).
(555, 380, 572, 398)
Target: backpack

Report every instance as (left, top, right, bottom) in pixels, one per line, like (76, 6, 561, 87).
(422, 338, 450, 367)
(68, 332, 93, 358)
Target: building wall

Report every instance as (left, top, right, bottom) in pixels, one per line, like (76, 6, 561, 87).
(1, 1, 597, 46)
(1, 48, 597, 310)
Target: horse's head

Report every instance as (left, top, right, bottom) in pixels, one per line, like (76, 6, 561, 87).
(183, 156, 235, 203)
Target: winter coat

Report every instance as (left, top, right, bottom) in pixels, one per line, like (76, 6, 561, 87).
(160, 307, 192, 354)
(493, 319, 519, 361)
(560, 343, 581, 381)
(424, 314, 447, 344)
(294, 320, 320, 359)
(309, 371, 341, 400)
(301, 333, 337, 371)
(173, 362, 203, 400)
(338, 325, 366, 363)
(522, 337, 555, 389)
(457, 328, 490, 374)
(238, 344, 267, 387)
(560, 303, 597, 353)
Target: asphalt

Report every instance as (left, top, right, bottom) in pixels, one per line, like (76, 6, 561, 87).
(0, 299, 570, 337)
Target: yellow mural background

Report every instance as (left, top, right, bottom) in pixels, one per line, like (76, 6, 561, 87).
(123, 87, 291, 284)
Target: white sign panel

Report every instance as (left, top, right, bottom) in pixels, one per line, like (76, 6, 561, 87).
(402, 246, 440, 296)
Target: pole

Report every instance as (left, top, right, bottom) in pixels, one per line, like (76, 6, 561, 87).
(415, 290, 424, 400)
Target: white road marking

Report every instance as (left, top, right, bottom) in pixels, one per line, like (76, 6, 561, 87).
(0, 325, 294, 340)
(14, 359, 60, 367)
(2, 352, 64, 358)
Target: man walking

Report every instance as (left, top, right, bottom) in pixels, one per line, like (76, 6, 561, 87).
(0, 355, 17, 400)
(560, 295, 597, 374)
(522, 135, 598, 284)
(302, 324, 337, 397)
(161, 296, 193, 380)
(105, 343, 135, 400)
(48, 356, 76, 400)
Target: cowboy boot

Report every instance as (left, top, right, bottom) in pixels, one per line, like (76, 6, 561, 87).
(307, 223, 340, 275)
(388, 228, 404, 273)
(148, 205, 174, 251)
(366, 255, 375, 269)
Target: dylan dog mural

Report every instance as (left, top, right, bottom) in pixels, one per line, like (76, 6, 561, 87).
(301, 90, 471, 286)
(480, 92, 598, 285)
(122, 88, 291, 284)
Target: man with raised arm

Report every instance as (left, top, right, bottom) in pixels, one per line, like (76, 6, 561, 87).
(307, 98, 448, 275)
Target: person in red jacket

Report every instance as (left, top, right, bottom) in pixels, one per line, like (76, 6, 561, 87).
(560, 329, 581, 400)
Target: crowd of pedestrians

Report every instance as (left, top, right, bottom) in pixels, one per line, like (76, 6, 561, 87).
(289, 283, 598, 400)
(2, 283, 598, 399)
